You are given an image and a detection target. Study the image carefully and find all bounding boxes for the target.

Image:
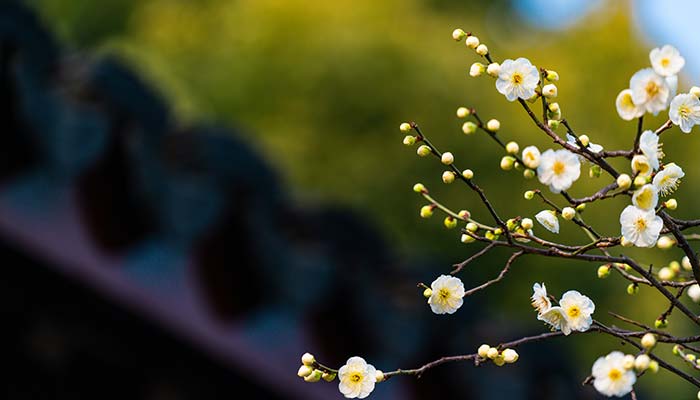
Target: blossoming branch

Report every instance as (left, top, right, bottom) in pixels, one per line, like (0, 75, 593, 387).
(296, 29, 700, 399)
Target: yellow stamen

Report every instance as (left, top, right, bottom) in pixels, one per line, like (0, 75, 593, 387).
(553, 161, 565, 175)
(567, 306, 580, 318)
(608, 368, 622, 381)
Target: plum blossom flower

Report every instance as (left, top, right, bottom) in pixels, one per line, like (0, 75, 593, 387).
(538, 306, 571, 335)
(521, 145, 541, 169)
(652, 163, 684, 196)
(650, 45, 685, 77)
(615, 89, 644, 121)
(638, 130, 663, 170)
(669, 93, 700, 133)
(536, 149, 581, 193)
(338, 357, 377, 399)
(428, 275, 464, 314)
(630, 68, 670, 115)
(531, 282, 551, 314)
(558, 290, 595, 333)
(591, 351, 636, 397)
(496, 58, 539, 101)
(619, 205, 663, 248)
(632, 184, 658, 211)
(535, 210, 559, 234)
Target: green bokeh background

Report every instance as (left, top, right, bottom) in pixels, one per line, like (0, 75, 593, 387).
(27, 0, 700, 397)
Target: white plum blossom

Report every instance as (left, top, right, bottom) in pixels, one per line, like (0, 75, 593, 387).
(652, 163, 684, 196)
(535, 210, 560, 234)
(619, 205, 663, 248)
(687, 284, 700, 303)
(631, 154, 652, 177)
(669, 93, 700, 133)
(521, 145, 541, 169)
(638, 130, 663, 170)
(558, 290, 595, 333)
(566, 133, 603, 154)
(531, 282, 551, 314)
(632, 184, 658, 211)
(538, 306, 571, 335)
(428, 275, 465, 314)
(338, 357, 377, 399)
(630, 68, 670, 115)
(496, 58, 539, 101)
(615, 89, 644, 121)
(591, 351, 637, 397)
(650, 45, 685, 77)
(537, 149, 581, 193)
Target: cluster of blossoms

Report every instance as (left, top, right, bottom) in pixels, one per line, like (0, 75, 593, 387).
(301, 29, 700, 399)
(297, 353, 383, 399)
(531, 283, 594, 335)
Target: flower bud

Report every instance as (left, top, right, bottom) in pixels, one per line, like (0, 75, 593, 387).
(641, 333, 657, 349)
(633, 175, 647, 188)
(670, 261, 681, 273)
(456, 107, 470, 118)
(521, 218, 534, 230)
(486, 347, 499, 359)
(589, 165, 601, 178)
(656, 236, 676, 250)
(485, 231, 496, 240)
(548, 108, 562, 120)
(500, 156, 515, 171)
(493, 355, 506, 366)
(659, 267, 676, 281)
(304, 369, 323, 382)
(545, 70, 559, 81)
(413, 183, 426, 193)
(688, 354, 697, 363)
(452, 28, 466, 41)
(442, 171, 455, 184)
(542, 84, 557, 98)
(400, 122, 412, 132)
(423, 288, 433, 298)
(505, 141, 519, 154)
(298, 365, 313, 378)
(576, 203, 586, 212)
(417, 145, 431, 157)
(683, 256, 692, 271)
(444, 216, 458, 229)
(622, 355, 635, 370)
(469, 62, 485, 77)
(466, 222, 478, 232)
(461, 233, 475, 243)
(634, 354, 651, 372)
(673, 345, 681, 355)
(403, 135, 416, 146)
(597, 265, 610, 279)
(665, 198, 678, 210)
(475, 44, 488, 56)
(493, 228, 503, 236)
(478, 344, 491, 358)
(688, 284, 700, 303)
(522, 169, 534, 179)
(561, 207, 576, 221)
(548, 102, 560, 113)
(654, 318, 668, 329)
(502, 348, 519, 363)
(302, 353, 316, 366)
(375, 370, 385, 382)
(616, 174, 632, 190)
(648, 360, 659, 373)
(487, 62, 500, 77)
(691, 86, 700, 98)
(465, 35, 480, 49)
(524, 190, 535, 200)
(547, 119, 560, 130)
(420, 205, 434, 218)
(462, 169, 474, 179)
(462, 121, 478, 134)
(626, 283, 638, 295)
(486, 119, 500, 131)
(458, 210, 471, 220)
(322, 372, 337, 382)
(441, 152, 454, 165)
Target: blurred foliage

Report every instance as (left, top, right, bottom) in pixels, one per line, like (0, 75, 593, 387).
(28, 0, 700, 397)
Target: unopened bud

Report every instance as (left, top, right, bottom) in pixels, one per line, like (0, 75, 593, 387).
(444, 216, 458, 229)
(403, 135, 416, 146)
(626, 283, 638, 295)
(400, 122, 412, 132)
(545, 70, 559, 82)
(665, 198, 678, 210)
(456, 107, 470, 118)
(301, 353, 316, 366)
(505, 141, 519, 154)
(452, 28, 467, 41)
(462, 121, 478, 134)
(691, 86, 700, 98)
(547, 119, 560, 130)
(462, 169, 474, 179)
(524, 190, 535, 200)
(441, 152, 454, 165)
(542, 84, 557, 98)
(461, 234, 475, 243)
(523, 169, 535, 179)
(413, 183, 426, 193)
(654, 318, 668, 329)
(417, 145, 431, 157)
(616, 174, 632, 190)
(487, 62, 500, 77)
(304, 369, 323, 382)
(561, 207, 575, 221)
(465, 35, 480, 49)
(597, 265, 610, 279)
(475, 44, 488, 56)
(298, 365, 313, 378)
(442, 171, 455, 184)
(500, 156, 515, 171)
(478, 344, 491, 358)
(641, 333, 656, 349)
(420, 205, 434, 218)
(469, 62, 485, 77)
(521, 218, 534, 230)
(486, 119, 500, 132)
